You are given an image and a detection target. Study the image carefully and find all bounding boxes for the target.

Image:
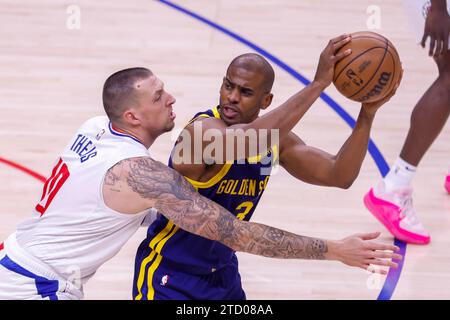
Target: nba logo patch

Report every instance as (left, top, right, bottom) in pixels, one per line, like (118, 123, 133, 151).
(160, 275, 169, 286)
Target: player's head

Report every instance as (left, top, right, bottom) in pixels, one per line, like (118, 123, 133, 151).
(102, 67, 176, 137)
(219, 53, 274, 125)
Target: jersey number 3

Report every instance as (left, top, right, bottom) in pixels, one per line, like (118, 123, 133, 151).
(236, 201, 254, 221)
(35, 158, 70, 216)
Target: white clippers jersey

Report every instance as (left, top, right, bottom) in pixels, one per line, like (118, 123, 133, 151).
(7, 116, 153, 285)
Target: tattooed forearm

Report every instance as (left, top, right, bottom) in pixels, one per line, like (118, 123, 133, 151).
(223, 219, 328, 260)
(124, 156, 328, 260)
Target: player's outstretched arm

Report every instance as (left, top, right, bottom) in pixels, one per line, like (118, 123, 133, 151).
(103, 157, 401, 273)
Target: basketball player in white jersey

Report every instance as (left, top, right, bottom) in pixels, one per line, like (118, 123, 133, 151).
(0, 67, 401, 300)
(364, 0, 450, 245)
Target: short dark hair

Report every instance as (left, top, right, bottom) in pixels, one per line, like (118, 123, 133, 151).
(228, 53, 275, 93)
(102, 67, 153, 122)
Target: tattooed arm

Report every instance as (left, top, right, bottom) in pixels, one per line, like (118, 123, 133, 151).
(103, 156, 402, 273)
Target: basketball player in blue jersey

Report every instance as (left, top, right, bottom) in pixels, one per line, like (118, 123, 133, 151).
(132, 35, 402, 300)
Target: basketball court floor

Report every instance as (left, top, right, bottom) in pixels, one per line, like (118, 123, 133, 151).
(0, 0, 449, 299)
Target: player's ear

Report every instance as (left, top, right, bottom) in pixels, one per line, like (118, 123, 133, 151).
(122, 108, 141, 126)
(261, 93, 273, 110)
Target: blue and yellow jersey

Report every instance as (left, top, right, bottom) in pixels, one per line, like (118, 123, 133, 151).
(136, 106, 277, 277)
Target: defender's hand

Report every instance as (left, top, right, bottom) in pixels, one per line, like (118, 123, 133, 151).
(421, 4, 450, 57)
(327, 232, 403, 275)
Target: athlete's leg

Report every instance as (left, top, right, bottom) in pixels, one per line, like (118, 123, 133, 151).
(364, 50, 450, 245)
(399, 52, 450, 166)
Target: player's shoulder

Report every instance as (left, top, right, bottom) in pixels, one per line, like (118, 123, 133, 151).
(188, 106, 221, 122)
(78, 115, 109, 131)
(185, 116, 225, 132)
(191, 106, 218, 119)
(185, 106, 225, 131)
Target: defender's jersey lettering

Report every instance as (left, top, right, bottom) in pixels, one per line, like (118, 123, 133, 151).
(9, 116, 151, 287)
(70, 134, 98, 163)
(35, 158, 70, 216)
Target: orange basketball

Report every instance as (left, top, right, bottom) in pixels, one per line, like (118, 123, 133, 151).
(333, 31, 402, 103)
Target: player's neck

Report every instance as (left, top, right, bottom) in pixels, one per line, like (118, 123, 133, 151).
(111, 123, 155, 149)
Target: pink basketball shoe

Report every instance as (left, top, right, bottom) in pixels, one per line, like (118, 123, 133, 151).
(363, 182, 430, 245)
(445, 175, 450, 194)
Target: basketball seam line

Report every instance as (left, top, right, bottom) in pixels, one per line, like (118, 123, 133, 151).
(384, 50, 397, 95)
(333, 46, 386, 83)
(348, 39, 389, 99)
(333, 35, 389, 82)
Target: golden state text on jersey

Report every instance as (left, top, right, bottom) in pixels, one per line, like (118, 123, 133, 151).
(134, 107, 278, 286)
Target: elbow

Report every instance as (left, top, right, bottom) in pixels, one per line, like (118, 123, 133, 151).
(338, 180, 354, 189)
(331, 165, 359, 189)
(333, 176, 357, 189)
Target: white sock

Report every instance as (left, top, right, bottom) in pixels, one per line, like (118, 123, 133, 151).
(383, 157, 417, 192)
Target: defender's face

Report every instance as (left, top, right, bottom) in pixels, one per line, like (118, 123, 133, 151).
(136, 75, 176, 135)
(219, 66, 269, 125)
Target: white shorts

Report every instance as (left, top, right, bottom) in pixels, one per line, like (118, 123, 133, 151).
(403, 0, 450, 49)
(0, 238, 83, 300)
